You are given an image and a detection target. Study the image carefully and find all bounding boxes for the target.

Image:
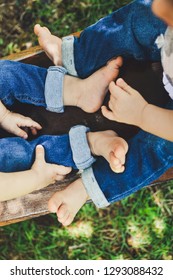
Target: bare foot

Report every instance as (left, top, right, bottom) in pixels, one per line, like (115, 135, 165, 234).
(47, 129, 128, 226)
(87, 130, 128, 173)
(34, 24, 122, 113)
(48, 178, 88, 226)
(34, 24, 62, 65)
(63, 57, 123, 113)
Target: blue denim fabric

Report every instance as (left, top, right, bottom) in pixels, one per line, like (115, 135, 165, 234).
(62, 0, 167, 78)
(63, 0, 173, 207)
(0, 0, 172, 209)
(81, 100, 173, 208)
(0, 60, 47, 107)
(0, 134, 76, 172)
(0, 60, 94, 172)
(0, 60, 68, 113)
(91, 106, 173, 206)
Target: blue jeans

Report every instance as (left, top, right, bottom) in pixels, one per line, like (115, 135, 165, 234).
(86, 119, 173, 207)
(61, 0, 173, 208)
(62, 0, 167, 78)
(0, 0, 172, 208)
(0, 60, 67, 113)
(0, 135, 75, 172)
(0, 60, 95, 172)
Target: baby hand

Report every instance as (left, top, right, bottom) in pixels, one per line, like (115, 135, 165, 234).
(0, 110, 42, 138)
(101, 78, 148, 127)
(31, 145, 72, 189)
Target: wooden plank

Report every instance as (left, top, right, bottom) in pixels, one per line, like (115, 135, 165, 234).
(0, 168, 172, 227)
(1, 46, 53, 68)
(1, 46, 43, 62)
(0, 173, 79, 226)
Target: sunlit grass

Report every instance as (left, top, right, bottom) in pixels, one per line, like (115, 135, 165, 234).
(0, 184, 172, 260)
(67, 221, 93, 238)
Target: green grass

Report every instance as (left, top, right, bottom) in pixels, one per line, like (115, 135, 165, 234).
(0, 184, 173, 260)
(0, 0, 173, 260)
(0, 0, 129, 56)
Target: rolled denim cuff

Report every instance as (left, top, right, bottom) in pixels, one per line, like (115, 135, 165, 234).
(69, 125, 96, 170)
(62, 36, 78, 77)
(44, 66, 67, 113)
(81, 167, 110, 208)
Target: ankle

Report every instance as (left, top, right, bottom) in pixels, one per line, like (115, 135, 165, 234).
(87, 130, 118, 157)
(74, 178, 90, 202)
(63, 76, 81, 106)
(82, 185, 90, 202)
(87, 131, 101, 156)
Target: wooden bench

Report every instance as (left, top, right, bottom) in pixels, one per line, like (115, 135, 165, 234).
(0, 41, 173, 226)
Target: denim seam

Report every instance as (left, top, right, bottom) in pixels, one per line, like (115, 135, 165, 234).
(76, 158, 96, 170)
(109, 160, 171, 203)
(82, 167, 110, 208)
(1, 92, 45, 107)
(1, 93, 14, 105)
(15, 94, 45, 105)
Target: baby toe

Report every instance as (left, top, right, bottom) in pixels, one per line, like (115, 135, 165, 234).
(111, 165, 125, 173)
(62, 213, 75, 227)
(110, 151, 121, 166)
(57, 204, 69, 220)
(113, 145, 127, 164)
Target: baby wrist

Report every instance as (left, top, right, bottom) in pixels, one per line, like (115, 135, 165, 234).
(0, 107, 10, 125)
(139, 103, 151, 129)
(31, 169, 48, 191)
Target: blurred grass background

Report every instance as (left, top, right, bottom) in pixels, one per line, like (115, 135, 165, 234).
(0, 0, 129, 57)
(0, 0, 173, 260)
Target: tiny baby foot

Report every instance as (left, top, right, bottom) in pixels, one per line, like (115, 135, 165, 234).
(63, 56, 123, 113)
(87, 130, 128, 173)
(48, 178, 88, 226)
(34, 24, 62, 65)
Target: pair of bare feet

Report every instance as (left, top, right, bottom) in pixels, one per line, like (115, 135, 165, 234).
(34, 24, 128, 226)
